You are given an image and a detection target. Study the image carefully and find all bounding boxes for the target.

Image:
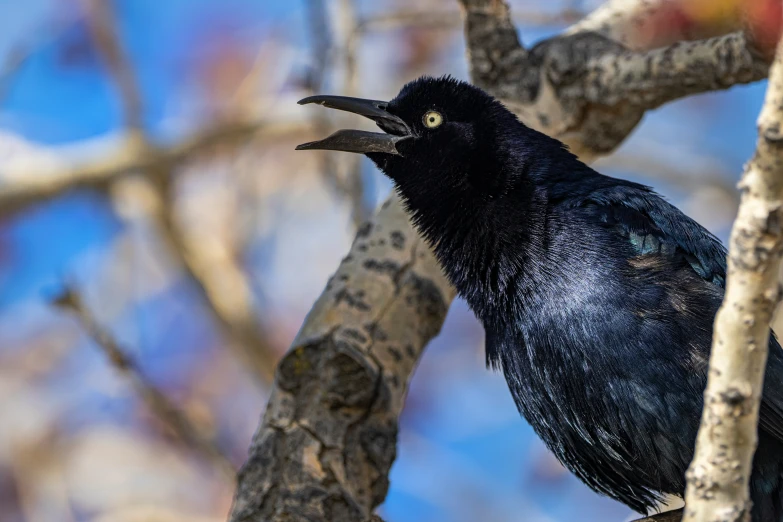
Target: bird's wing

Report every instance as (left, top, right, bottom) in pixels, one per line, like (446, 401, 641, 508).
(571, 184, 727, 288)
(573, 183, 783, 443)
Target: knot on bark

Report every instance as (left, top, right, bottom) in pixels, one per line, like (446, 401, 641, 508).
(530, 32, 628, 92)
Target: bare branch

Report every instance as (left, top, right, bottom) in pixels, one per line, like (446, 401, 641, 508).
(305, 0, 370, 228)
(304, 0, 332, 92)
(81, 0, 281, 385)
(0, 45, 31, 103)
(682, 33, 783, 522)
(0, 121, 305, 219)
(334, 0, 369, 228)
(596, 146, 739, 206)
(303, 0, 343, 208)
(53, 286, 236, 480)
(460, 0, 767, 160)
(83, 0, 145, 134)
(588, 32, 767, 110)
(149, 163, 279, 385)
(0, 0, 305, 385)
(0, 15, 80, 103)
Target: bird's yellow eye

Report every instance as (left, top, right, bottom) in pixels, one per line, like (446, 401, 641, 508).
(423, 111, 443, 129)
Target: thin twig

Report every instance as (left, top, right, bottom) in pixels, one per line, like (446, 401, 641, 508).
(334, 0, 369, 228)
(53, 286, 236, 480)
(83, 0, 145, 134)
(0, 46, 30, 104)
(596, 147, 740, 208)
(304, 0, 331, 94)
(304, 0, 370, 228)
(151, 161, 279, 385)
(0, 15, 80, 104)
(303, 0, 342, 207)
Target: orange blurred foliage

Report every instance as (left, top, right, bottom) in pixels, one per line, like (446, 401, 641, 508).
(745, 0, 783, 52)
(682, 0, 782, 52)
(630, 0, 781, 53)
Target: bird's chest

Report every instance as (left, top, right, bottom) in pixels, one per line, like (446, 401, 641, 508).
(499, 310, 611, 440)
(494, 311, 654, 490)
(489, 270, 655, 450)
(488, 276, 701, 503)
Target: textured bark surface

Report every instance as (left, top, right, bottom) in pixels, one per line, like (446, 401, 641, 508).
(461, 0, 766, 160)
(229, 194, 454, 522)
(682, 37, 783, 522)
(229, 0, 773, 520)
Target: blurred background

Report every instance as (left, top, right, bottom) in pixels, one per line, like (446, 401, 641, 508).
(0, 0, 768, 521)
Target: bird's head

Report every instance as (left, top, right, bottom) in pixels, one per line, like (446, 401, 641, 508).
(297, 76, 579, 312)
(296, 76, 553, 206)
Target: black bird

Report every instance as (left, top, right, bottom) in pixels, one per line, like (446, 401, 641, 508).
(296, 76, 783, 521)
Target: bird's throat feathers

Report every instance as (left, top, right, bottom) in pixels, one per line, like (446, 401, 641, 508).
(364, 81, 594, 319)
(387, 127, 586, 320)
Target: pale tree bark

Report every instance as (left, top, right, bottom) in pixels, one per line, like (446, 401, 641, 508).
(229, 196, 454, 521)
(682, 34, 783, 522)
(228, 1, 772, 521)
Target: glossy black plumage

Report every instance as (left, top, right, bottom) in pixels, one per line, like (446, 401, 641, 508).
(298, 76, 783, 520)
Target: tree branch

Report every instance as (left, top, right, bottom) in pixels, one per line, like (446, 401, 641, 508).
(682, 31, 783, 522)
(589, 32, 766, 109)
(303, 0, 371, 229)
(83, 0, 145, 134)
(81, 0, 280, 385)
(329, 0, 369, 229)
(0, 121, 305, 219)
(460, 0, 767, 159)
(53, 285, 236, 480)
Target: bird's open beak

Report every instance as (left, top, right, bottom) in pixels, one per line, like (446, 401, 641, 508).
(295, 95, 411, 155)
